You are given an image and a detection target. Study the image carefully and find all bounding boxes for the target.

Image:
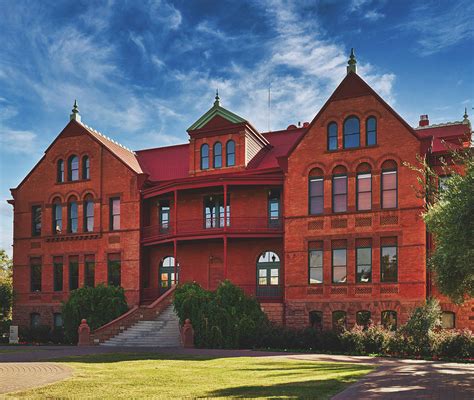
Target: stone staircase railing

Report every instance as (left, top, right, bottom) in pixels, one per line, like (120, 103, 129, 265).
(89, 286, 176, 345)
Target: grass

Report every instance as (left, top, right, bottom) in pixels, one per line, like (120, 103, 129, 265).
(8, 353, 373, 399)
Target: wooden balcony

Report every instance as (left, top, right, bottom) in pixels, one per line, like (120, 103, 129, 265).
(142, 216, 283, 244)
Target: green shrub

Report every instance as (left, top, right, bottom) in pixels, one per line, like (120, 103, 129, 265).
(0, 280, 13, 320)
(433, 329, 474, 359)
(174, 281, 268, 349)
(341, 325, 365, 355)
(62, 284, 128, 343)
(363, 324, 392, 354)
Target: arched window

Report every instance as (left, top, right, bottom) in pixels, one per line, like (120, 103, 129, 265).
(200, 144, 209, 170)
(327, 122, 338, 151)
(52, 197, 62, 234)
(356, 310, 371, 328)
(332, 310, 346, 331)
(366, 117, 377, 146)
(30, 312, 40, 328)
(381, 160, 397, 209)
(257, 251, 281, 298)
(332, 166, 347, 213)
(381, 310, 397, 331)
(83, 194, 94, 232)
(343, 116, 360, 148)
(213, 142, 222, 168)
(226, 140, 235, 166)
(441, 311, 455, 329)
(68, 155, 79, 181)
(356, 163, 372, 211)
(57, 159, 64, 183)
(67, 196, 78, 233)
(82, 155, 90, 179)
(309, 168, 324, 215)
(309, 311, 323, 331)
(159, 256, 179, 292)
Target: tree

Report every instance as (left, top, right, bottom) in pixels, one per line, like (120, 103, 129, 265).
(0, 249, 13, 320)
(405, 149, 474, 303)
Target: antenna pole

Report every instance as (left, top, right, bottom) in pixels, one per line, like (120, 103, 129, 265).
(268, 84, 271, 132)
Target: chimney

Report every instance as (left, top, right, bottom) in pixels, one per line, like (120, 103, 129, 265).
(419, 114, 429, 127)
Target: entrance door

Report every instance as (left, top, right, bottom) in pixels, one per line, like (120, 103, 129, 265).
(159, 256, 178, 293)
(256, 251, 281, 298)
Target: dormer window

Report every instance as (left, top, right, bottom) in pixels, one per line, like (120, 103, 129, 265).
(201, 144, 209, 170)
(68, 155, 79, 181)
(226, 140, 235, 166)
(213, 142, 222, 168)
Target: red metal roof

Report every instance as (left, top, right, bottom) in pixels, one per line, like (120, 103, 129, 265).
(135, 127, 305, 183)
(415, 122, 471, 154)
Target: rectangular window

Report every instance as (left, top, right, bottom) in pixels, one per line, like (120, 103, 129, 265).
(356, 241, 372, 283)
(159, 201, 170, 233)
(332, 175, 347, 213)
(204, 195, 229, 229)
(53, 256, 63, 292)
(108, 253, 121, 287)
(31, 205, 42, 236)
(382, 170, 397, 209)
(268, 190, 280, 227)
(381, 238, 398, 282)
(110, 197, 120, 230)
(84, 254, 95, 287)
(69, 256, 79, 290)
(309, 177, 324, 214)
(332, 242, 347, 283)
(357, 173, 372, 211)
(309, 241, 323, 284)
(30, 257, 42, 292)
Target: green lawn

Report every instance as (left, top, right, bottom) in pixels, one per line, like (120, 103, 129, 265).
(9, 353, 373, 399)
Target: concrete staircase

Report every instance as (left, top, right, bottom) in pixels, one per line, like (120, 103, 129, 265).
(100, 305, 181, 347)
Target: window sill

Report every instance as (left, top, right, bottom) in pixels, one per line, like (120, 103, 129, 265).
(55, 178, 91, 185)
(325, 144, 379, 154)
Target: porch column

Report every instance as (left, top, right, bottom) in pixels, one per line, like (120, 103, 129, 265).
(223, 184, 228, 231)
(173, 189, 178, 235)
(223, 236, 228, 280)
(173, 239, 177, 286)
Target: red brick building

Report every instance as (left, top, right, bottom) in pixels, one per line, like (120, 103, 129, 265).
(9, 55, 473, 332)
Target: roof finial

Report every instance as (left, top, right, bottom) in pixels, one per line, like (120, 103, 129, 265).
(70, 99, 81, 122)
(214, 89, 220, 107)
(347, 48, 357, 74)
(463, 107, 469, 122)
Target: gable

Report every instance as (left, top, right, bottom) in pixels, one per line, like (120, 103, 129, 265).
(187, 102, 246, 132)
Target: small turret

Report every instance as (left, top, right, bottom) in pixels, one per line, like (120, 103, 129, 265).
(70, 100, 81, 122)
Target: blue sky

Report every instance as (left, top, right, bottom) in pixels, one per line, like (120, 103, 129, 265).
(0, 0, 473, 254)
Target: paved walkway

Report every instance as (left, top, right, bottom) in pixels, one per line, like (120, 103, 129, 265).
(0, 346, 473, 399)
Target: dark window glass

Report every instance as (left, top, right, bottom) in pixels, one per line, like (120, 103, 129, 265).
(30, 258, 42, 292)
(110, 197, 120, 230)
(159, 201, 170, 233)
(53, 200, 62, 234)
(382, 169, 397, 209)
(268, 190, 281, 227)
(213, 142, 222, 168)
(68, 199, 78, 233)
(201, 144, 209, 170)
(381, 310, 397, 330)
(82, 156, 90, 179)
(32, 205, 42, 236)
(108, 253, 121, 287)
(226, 140, 235, 166)
(53, 257, 63, 292)
(332, 175, 347, 213)
(327, 122, 338, 150)
(53, 313, 63, 328)
(204, 195, 229, 228)
(332, 248, 347, 283)
(57, 159, 64, 183)
(357, 173, 372, 211)
(343, 116, 360, 148)
(309, 177, 324, 214)
(366, 117, 377, 146)
(30, 313, 40, 328)
(160, 256, 179, 289)
(356, 310, 371, 328)
(381, 245, 398, 282)
(332, 310, 346, 331)
(68, 155, 79, 181)
(84, 255, 95, 287)
(309, 249, 323, 284)
(441, 312, 455, 329)
(309, 311, 323, 331)
(356, 247, 372, 283)
(84, 197, 94, 232)
(256, 251, 281, 297)
(69, 256, 79, 290)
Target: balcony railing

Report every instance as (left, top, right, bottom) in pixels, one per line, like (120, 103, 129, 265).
(142, 216, 283, 242)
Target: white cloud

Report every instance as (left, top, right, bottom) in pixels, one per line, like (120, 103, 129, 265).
(148, 0, 182, 30)
(364, 10, 385, 21)
(0, 128, 38, 154)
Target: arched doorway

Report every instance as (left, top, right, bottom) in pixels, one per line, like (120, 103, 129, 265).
(159, 256, 179, 293)
(256, 251, 281, 298)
